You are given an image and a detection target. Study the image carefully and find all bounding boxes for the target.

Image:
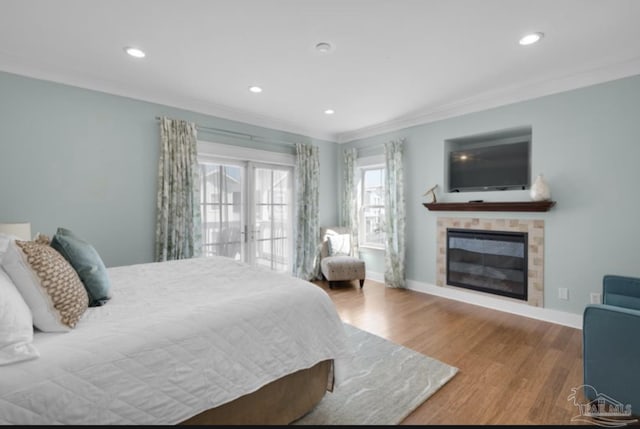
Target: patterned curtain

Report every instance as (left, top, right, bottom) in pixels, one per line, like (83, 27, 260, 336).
(294, 143, 320, 280)
(342, 148, 359, 255)
(155, 117, 202, 261)
(383, 139, 406, 288)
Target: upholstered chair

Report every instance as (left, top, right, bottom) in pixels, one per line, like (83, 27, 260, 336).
(583, 275, 640, 413)
(319, 226, 365, 289)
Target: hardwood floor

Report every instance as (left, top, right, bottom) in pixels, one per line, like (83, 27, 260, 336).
(312, 278, 585, 425)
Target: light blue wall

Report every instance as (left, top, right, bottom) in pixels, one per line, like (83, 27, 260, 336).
(0, 71, 338, 267)
(342, 74, 640, 315)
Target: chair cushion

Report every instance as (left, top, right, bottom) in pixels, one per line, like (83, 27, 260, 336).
(321, 256, 365, 281)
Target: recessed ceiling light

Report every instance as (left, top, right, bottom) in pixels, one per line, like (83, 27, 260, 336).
(324, 109, 335, 115)
(248, 86, 263, 93)
(315, 42, 333, 54)
(519, 32, 544, 46)
(124, 47, 146, 58)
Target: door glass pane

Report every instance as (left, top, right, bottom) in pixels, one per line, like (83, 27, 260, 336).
(253, 166, 291, 272)
(271, 238, 288, 272)
(202, 164, 221, 204)
(254, 168, 271, 205)
(202, 203, 219, 244)
(200, 163, 244, 261)
(273, 169, 290, 205)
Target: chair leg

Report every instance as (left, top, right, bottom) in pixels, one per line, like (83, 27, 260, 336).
(359, 279, 364, 288)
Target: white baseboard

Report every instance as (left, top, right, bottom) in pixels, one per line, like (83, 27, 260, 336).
(365, 271, 583, 329)
(366, 270, 385, 283)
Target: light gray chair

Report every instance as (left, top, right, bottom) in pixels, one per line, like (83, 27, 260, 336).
(319, 226, 365, 289)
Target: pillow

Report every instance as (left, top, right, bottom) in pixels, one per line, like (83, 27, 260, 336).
(1, 240, 88, 332)
(50, 227, 111, 307)
(33, 232, 51, 245)
(0, 233, 17, 264)
(0, 267, 39, 365)
(327, 233, 351, 257)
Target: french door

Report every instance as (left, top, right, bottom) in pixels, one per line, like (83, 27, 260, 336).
(199, 159, 293, 273)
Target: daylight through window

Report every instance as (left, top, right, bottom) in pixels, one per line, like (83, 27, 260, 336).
(360, 166, 385, 248)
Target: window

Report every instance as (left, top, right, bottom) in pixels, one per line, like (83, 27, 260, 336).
(359, 166, 385, 248)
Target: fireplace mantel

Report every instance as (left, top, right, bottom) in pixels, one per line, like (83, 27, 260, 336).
(423, 201, 555, 212)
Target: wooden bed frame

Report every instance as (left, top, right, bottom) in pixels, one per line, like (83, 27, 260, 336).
(180, 360, 332, 425)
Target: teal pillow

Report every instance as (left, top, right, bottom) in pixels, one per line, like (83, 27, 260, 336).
(50, 227, 111, 307)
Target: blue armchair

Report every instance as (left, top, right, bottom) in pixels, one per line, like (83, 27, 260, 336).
(583, 275, 640, 414)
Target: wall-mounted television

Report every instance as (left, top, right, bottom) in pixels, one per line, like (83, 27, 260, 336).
(447, 140, 531, 193)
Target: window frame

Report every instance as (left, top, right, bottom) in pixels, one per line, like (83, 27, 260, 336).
(357, 155, 386, 250)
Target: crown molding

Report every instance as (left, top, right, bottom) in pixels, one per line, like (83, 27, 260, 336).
(0, 57, 336, 142)
(336, 56, 640, 143)
(3, 54, 639, 146)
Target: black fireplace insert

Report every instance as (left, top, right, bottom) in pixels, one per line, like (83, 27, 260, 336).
(446, 228, 528, 301)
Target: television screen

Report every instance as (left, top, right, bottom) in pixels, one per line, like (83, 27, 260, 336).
(448, 141, 530, 192)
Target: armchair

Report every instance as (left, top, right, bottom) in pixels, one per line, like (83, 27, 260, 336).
(319, 226, 365, 289)
(583, 275, 640, 414)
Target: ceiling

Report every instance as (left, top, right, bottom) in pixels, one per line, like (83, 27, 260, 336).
(1, 0, 639, 143)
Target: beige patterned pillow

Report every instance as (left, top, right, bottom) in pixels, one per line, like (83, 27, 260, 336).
(1, 240, 88, 332)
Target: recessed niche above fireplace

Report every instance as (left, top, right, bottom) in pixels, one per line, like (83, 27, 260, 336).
(436, 217, 544, 307)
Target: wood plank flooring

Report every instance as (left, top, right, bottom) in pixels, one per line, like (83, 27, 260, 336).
(312, 278, 585, 425)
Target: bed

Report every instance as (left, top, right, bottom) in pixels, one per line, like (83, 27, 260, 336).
(0, 255, 352, 425)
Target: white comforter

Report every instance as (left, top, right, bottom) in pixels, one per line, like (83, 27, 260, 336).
(0, 256, 352, 424)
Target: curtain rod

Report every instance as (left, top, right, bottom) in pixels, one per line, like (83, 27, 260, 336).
(154, 116, 294, 146)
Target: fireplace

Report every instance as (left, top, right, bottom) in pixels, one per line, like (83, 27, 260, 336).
(437, 217, 544, 307)
(446, 228, 528, 301)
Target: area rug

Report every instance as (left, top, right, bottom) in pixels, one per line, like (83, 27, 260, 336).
(294, 323, 458, 425)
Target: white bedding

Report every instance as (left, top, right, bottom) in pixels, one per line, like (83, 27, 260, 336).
(0, 256, 352, 424)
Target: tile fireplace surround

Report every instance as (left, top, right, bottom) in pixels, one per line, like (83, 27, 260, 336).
(436, 217, 544, 307)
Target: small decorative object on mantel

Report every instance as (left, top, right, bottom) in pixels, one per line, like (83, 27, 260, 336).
(530, 173, 551, 201)
(423, 184, 438, 203)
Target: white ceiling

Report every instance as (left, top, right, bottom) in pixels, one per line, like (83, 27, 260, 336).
(1, 0, 639, 143)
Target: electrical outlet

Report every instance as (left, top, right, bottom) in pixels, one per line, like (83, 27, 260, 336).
(590, 293, 601, 304)
(558, 288, 569, 300)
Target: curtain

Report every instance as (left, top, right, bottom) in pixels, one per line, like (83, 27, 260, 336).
(294, 143, 320, 280)
(341, 148, 358, 255)
(383, 139, 406, 288)
(155, 117, 202, 261)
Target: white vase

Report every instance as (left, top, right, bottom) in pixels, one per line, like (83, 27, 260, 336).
(530, 174, 551, 201)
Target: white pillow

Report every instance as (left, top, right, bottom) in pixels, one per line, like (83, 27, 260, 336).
(1, 239, 89, 332)
(0, 233, 17, 264)
(327, 233, 351, 256)
(0, 267, 39, 365)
